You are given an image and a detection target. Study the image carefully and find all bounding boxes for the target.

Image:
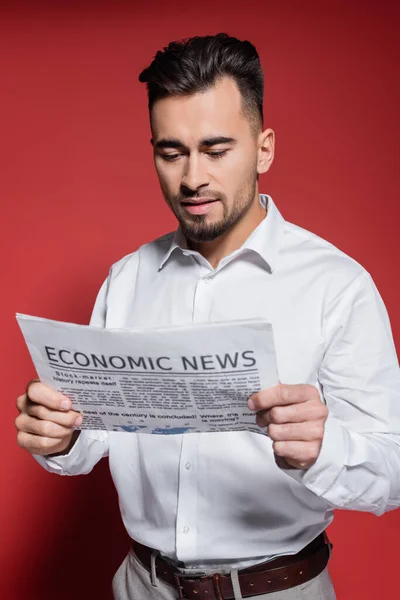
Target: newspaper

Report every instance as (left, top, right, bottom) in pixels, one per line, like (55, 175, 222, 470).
(16, 314, 278, 436)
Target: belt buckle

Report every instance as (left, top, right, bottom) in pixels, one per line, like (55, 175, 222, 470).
(173, 573, 185, 599)
(173, 572, 207, 599)
(173, 571, 217, 600)
(212, 573, 224, 600)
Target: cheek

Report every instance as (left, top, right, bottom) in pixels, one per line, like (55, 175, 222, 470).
(155, 162, 184, 194)
(218, 153, 256, 188)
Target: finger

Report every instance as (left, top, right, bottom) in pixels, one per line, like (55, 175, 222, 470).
(16, 393, 28, 413)
(26, 403, 83, 427)
(25, 378, 40, 395)
(266, 421, 324, 442)
(272, 440, 321, 467)
(15, 412, 76, 439)
(249, 384, 319, 411)
(26, 382, 72, 411)
(262, 402, 328, 425)
(16, 430, 65, 456)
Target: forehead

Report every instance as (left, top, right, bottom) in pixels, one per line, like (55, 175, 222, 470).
(150, 77, 251, 143)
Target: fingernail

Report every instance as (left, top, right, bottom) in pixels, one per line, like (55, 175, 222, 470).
(60, 399, 71, 411)
(248, 397, 255, 410)
(74, 414, 83, 427)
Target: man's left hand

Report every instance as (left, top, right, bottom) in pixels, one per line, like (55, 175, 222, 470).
(248, 384, 328, 469)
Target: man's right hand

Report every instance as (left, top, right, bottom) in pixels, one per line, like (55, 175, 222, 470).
(15, 381, 83, 456)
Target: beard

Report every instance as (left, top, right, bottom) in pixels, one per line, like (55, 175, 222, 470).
(163, 171, 258, 243)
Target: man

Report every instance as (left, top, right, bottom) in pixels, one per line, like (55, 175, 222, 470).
(15, 34, 400, 600)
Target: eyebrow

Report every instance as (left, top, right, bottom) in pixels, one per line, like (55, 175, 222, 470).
(152, 136, 237, 150)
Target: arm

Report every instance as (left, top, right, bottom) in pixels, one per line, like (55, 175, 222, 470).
(16, 276, 112, 476)
(302, 271, 400, 514)
(250, 271, 400, 515)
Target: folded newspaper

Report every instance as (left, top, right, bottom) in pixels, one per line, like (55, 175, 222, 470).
(17, 314, 278, 435)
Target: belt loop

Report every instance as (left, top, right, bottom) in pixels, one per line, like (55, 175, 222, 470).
(150, 551, 159, 587)
(322, 531, 333, 559)
(212, 574, 224, 600)
(230, 569, 243, 600)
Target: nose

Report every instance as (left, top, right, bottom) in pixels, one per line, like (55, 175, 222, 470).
(181, 153, 210, 192)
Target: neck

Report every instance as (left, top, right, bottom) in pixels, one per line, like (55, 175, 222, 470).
(189, 193, 266, 269)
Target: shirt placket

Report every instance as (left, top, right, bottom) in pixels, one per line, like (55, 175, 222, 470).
(175, 264, 216, 563)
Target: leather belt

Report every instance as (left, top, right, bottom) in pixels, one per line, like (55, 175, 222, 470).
(132, 533, 332, 599)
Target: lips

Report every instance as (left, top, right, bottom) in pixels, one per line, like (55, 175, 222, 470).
(181, 198, 219, 215)
(181, 198, 218, 206)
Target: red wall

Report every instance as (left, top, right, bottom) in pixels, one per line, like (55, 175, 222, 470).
(1, 2, 399, 598)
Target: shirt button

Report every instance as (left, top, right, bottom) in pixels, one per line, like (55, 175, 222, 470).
(185, 461, 192, 470)
(204, 276, 212, 284)
(183, 526, 190, 534)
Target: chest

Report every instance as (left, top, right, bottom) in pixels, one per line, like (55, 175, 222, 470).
(105, 259, 326, 383)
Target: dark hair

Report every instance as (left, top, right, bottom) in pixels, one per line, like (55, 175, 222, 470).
(138, 33, 264, 130)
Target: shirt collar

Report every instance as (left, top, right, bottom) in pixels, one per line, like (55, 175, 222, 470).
(159, 194, 285, 273)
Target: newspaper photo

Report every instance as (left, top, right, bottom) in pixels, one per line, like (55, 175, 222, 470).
(16, 314, 278, 435)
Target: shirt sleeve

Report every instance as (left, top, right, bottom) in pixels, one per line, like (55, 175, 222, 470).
(284, 271, 400, 515)
(33, 276, 111, 476)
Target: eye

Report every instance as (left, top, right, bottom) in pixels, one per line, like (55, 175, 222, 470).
(206, 150, 228, 159)
(160, 153, 181, 162)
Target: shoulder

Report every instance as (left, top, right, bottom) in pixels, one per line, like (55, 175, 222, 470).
(283, 220, 365, 276)
(280, 220, 372, 301)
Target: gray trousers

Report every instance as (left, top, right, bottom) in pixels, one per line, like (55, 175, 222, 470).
(112, 550, 337, 600)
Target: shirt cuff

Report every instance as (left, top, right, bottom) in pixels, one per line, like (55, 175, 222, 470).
(279, 413, 349, 500)
(33, 429, 108, 475)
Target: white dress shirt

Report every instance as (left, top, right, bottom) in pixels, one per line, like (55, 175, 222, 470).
(36, 195, 400, 568)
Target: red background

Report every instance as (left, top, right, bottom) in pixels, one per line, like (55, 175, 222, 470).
(1, 2, 399, 599)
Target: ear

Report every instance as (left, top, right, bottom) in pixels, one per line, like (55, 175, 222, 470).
(257, 128, 275, 175)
